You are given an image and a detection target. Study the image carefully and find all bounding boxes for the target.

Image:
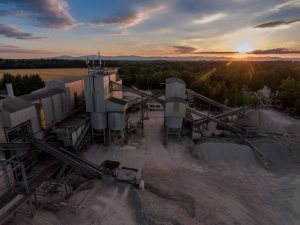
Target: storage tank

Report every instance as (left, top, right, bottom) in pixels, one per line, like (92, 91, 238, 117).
(164, 77, 187, 141)
(108, 112, 125, 131)
(165, 99, 186, 118)
(165, 77, 186, 99)
(91, 113, 107, 130)
(165, 117, 183, 129)
(84, 73, 110, 113)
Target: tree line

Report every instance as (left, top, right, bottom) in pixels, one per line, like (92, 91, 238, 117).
(118, 60, 300, 115)
(0, 73, 45, 96)
(1, 59, 299, 115)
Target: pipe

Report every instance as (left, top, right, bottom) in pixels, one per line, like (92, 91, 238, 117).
(5, 83, 14, 98)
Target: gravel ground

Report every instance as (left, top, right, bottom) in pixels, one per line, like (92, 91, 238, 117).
(8, 110, 300, 225)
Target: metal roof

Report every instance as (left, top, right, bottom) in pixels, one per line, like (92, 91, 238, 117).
(166, 77, 185, 84)
(54, 76, 83, 83)
(20, 88, 64, 102)
(0, 97, 33, 113)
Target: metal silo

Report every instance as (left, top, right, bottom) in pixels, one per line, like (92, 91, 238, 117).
(108, 112, 125, 131)
(165, 77, 186, 99)
(91, 112, 107, 130)
(164, 77, 187, 141)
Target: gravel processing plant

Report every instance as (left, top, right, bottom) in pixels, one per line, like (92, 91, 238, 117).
(0, 63, 299, 225)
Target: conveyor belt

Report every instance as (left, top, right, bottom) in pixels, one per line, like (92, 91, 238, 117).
(110, 82, 165, 105)
(111, 82, 244, 135)
(186, 89, 231, 111)
(14, 132, 102, 178)
(186, 107, 243, 134)
(194, 107, 246, 126)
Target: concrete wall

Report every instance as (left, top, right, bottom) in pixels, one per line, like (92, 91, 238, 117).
(2, 106, 38, 129)
(41, 97, 55, 125)
(52, 94, 64, 121)
(47, 79, 84, 112)
(66, 80, 84, 109)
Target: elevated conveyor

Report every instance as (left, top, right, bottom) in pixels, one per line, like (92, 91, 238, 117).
(14, 132, 102, 179)
(111, 82, 244, 134)
(193, 107, 246, 126)
(186, 89, 231, 111)
(110, 82, 165, 105)
(186, 107, 244, 134)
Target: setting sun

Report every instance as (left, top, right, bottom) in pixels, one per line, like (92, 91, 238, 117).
(235, 42, 254, 53)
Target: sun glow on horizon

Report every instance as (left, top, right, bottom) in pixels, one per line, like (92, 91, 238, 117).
(235, 42, 254, 53)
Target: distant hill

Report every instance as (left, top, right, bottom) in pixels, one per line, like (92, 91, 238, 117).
(52, 55, 300, 61)
(53, 55, 230, 61)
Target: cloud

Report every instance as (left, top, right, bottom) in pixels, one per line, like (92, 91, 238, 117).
(196, 51, 237, 54)
(0, 43, 52, 54)
(269, 0, 300, 13)
(194, 13, 227, 24)
(250, 48, 300, 54)
(172, 45, 237, 54)
(172, 45, 198, 54)
(0, 23, 46, 39)
(0, 9, 12, 17)
(91, 4, 164, 28)
(92, 11, 140, 27)
(0, 0, 77, 29)
(255, 19, 300, 28)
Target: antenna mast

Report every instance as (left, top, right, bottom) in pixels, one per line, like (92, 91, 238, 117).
(98, 50, 101, 68)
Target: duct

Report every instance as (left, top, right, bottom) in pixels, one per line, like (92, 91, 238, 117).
(5, 83, 14, 98)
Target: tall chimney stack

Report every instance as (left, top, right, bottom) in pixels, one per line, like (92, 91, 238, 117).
(6, 83, 14, 98)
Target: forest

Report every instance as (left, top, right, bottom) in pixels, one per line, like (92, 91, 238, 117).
(0, 73, 45, 96)
(1, 59, 299, 115)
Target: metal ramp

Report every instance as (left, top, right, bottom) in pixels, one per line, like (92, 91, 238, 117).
(186, 89, 231, 111)
(14, 132, 102, 179)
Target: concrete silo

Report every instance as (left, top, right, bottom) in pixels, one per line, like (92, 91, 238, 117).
(165, 77, 187, 141)
(84, 68, 110, 142)
(84, 67, 126, 143)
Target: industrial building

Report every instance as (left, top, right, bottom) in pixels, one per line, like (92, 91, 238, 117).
(0, 63, 259, 224)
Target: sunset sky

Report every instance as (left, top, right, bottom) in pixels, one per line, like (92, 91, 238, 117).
(0, 0, 300, 59)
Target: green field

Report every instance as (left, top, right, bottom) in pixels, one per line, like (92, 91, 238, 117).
(0, 68, 87, 81)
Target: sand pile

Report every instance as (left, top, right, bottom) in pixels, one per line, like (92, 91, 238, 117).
(251, 138, 300, 173)
(192, 142, 257, 164)
(247, 109, 300, 135)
